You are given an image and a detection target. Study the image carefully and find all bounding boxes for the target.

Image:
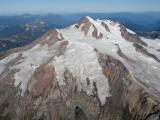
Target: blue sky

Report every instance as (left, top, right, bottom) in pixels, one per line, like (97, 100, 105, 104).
(0, 0, 160, 14)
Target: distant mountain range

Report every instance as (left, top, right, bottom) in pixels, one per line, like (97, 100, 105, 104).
(64, 12, 160, 32)
(0, 12, 160, 52)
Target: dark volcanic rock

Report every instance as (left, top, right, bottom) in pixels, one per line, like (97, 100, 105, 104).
(133, 43, 160, 63)
(101, 22, 110, 33)
(92, 25, 103, 39)
(137, 31, 160, 40)
(75, 17, 92, 35)
(75, 17, 104, 39)
(97, 51, 160, 120)
(119, 25, 148, 46)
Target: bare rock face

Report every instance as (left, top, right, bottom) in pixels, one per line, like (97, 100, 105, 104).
(75, 17, 92, 35)
(92, 25, 103, 39)
(101, 22, 110, 33)
(40, 30, 64, 46)
(0, 17, 160, 120)
(75, 17, 104, 39)
(97, 51, 160, 120)
(133, 43, 160, 63)
(28, 65, 55, 97)
(119, 24, 148, 46)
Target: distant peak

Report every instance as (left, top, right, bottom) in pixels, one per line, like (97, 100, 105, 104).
(82, 16, 97, 24)
(22, 13, 32, 17)
(40, 29, 64, 46)
(84, 16, 94, 21)
(75, 16, 105, 39)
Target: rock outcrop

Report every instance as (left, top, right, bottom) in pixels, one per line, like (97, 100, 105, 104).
(75, 17, 104, 39)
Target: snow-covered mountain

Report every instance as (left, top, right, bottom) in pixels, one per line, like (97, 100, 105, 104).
(0, 16, 160, 120)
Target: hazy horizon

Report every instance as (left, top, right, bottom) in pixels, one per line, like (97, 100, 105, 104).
(0, 0, 160, 15)
(1, 11, 160, 16)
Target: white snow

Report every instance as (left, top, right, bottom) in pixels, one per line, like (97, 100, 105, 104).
(53, 41, 111, 105)
(60, 17, 160, 97)
(141, 37, 160, 59)
(126, 28, 136, 34)
(141, 37, 160, 49)
(11, 37, 68, 94)
(0, 53, 19, 75)
(0, 16, 160, 101)
(12, 44, 52, 93)
(40, 21, 45, 24)
(46, 36, 51, 41)
(83, 16, 110, 37)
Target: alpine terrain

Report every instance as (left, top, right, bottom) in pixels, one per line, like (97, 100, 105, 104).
(0, 16, 160, 120)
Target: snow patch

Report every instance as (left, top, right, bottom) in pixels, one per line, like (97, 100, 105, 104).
(0, 53, 19, 75)
(84, 17, 109, 37)
(61, 20, 160, 97)
(53, 41, 111, 105)
(1, 17, 160, 101)
(12, 44, 55, 94)
(126, 28, 136, 34)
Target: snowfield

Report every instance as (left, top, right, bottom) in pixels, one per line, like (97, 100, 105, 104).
(0, 16, 160, 105)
